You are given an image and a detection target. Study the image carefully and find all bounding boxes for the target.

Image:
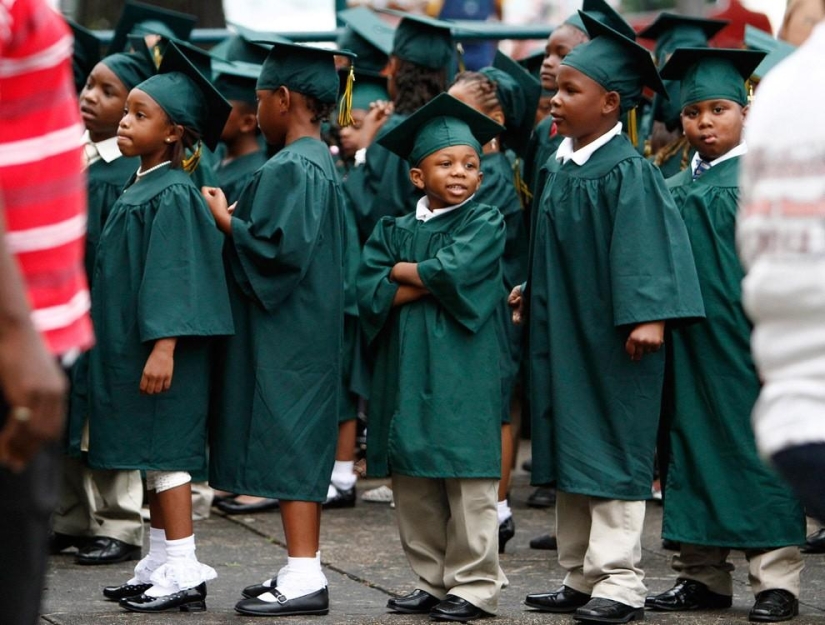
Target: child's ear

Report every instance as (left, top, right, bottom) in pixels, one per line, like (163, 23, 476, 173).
(276, 86, 291, 114)
(239, 112, 258, 133)
(741, 103, 749, 122)
(602, 91, 620, 116)
(409, 167, 426, 190)
(166, 123, 184, 144)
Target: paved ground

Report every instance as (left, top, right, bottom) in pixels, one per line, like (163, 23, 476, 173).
(40, 452, 825, 625)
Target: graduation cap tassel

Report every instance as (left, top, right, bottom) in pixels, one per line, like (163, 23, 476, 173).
(512, 157, 532, 209)
(747, 80, 755, 104)
(338, 65, 356, 128)
(182, 140, 202, 175)
(152, 44, 163, 69)
(456, 43, 466, 74)
(627, 107, 638, 149)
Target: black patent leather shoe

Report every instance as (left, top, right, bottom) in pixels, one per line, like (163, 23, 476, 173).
(749, 589, 798, 622)
(575, 598, 644, 623)
(527, 487, 556, 508)
(429, 595, 490, 622)
(802, 528, 825, 554)
(525, 585, 591, 613)
(50, 532, 90, 555)
(529, 534, 558, 550)
(76, 537, 141, 565)
(103, 582, 152, 601)
(645, 578, 732, 611)
(498, 516, 515, 554)
(217, 497, 280, 515)
(242, 578, 276, 599)
(235, 587, 329, 616)
(120, 583, 207, 613)
(387, 589, 441, 614)
(323, 485, 356, 509)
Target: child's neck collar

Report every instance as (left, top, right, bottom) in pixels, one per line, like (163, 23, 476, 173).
(136, 160, 172, 179)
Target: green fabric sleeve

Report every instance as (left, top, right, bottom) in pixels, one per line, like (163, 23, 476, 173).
(356, 217, 400, 343)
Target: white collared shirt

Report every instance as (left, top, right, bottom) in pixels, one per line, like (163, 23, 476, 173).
(690, 141, 748, 173)
(82, 130, 123, 167)
(555, 122, 623, 166)
(415, 194, 475, 222)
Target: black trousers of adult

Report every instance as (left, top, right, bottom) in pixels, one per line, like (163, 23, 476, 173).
(0, 400, 61, 625)
(773, 443, 825, 525)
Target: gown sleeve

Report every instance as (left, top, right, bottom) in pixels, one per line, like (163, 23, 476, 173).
(356, 216, 400, 343)
(417, 206, 506, 333)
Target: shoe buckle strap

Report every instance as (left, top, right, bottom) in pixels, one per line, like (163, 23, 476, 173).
(275, 590, 288, 604)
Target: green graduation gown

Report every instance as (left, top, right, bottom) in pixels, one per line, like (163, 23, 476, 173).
(358, 200, 506, 479)
(209, 137, 345, 502)
(662, 158, 805, 547)
(86, 166, 234, 471)
(477, 152, 528, 421)
(526, 134, 704, 499)
(213, 149, 268, 205)
(523, 117, 563, 217)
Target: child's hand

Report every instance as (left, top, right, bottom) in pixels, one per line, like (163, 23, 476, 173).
(360, 100, 394, 149)
(141, 338, 176, 394)
(509, 285, 525, 325)
(625, 321, 665, 361)
(201, 186, 232, 234)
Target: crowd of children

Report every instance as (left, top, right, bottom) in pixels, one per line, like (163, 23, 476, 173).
(55, 0, 817, 622)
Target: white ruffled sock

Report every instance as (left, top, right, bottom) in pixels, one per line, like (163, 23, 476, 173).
(330, 460, 356, 491)
(128, 527, 166, 585)
(261, 551, 320, 588)
(259, 553, 326, 602)
(146, 535, 217, 597)
(497, 499, 512, 524)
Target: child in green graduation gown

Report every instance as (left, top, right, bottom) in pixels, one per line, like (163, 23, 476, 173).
(645, 48, 805, 623)
(448, 52, 539, 554)
(86, 42, 234, 613)
(357, 93, 507, 622)
(202, 42, 354, 618)
(513, 14, 705, 623)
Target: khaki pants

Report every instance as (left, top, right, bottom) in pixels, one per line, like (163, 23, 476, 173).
(392, 474, 507, 615)
(556, 491, 647, 608)
(53, 455, 143, 546)
(673, 543, 804, 597)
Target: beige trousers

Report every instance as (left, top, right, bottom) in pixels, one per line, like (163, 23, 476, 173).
(673, 543, 804, 597)
(392, 474, 507, 615)
(53, 455, 144, 546)
(556, 490, 647, 608)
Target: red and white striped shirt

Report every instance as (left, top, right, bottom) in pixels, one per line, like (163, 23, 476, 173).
(0, 0, 93, 356)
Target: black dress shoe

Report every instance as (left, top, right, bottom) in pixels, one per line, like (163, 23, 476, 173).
(574, 598, 644, 623)
(103, 582, 153, 601)
(521, 458, 532, 472)
(50, 532, 90, 555)
(802, 528, 825, 554)
(216, 497, 280, 515)
(120, 583, 207, 613)
(235, 587, 329, 616)
(242, 578, 276, 599)
(645, 578, 732, 611)
(429, 595, 489, 622)
(525, 585, 590, 612)
(498, 516, 515, 554)
(527, 487, 556, 508)
(323, 485, 356, 509)
(661, 538, 681, 551)
(749, 589, 798, 622)
(530, 533, 558, 550)
(76, 537, 141, 565)
(387, 589, 441, 614)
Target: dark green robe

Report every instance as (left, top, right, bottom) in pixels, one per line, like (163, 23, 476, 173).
(523, 117, 563, 216)
(477, 152, 528, 422)
(662, 158, 805, 547)
(213, 149, 268, 205)
(526, 134, 704, 499)
(86, 167, 234, 471)
(358, 200, 506, 479)
(209, 137, 345, 502)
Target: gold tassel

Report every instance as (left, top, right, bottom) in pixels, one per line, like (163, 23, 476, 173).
(182, 141, 202, 175)
(747, 79, 755, 104)
(456, 43, 466, 74)
(627, 107, 638, 149)
(338, 65, 355, 128)
(512, 157, 532, 209)
(152, 44, 163, 69)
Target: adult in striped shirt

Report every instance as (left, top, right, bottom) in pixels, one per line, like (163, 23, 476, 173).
(0, 0, 93, 623)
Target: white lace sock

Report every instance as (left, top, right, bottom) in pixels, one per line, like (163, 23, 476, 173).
(258, 554, 326, 602)
(497, 499, 512, 524)
(330, 460, 356, 491)
(145, 535, 217, 597)
(260, 551, 320, 588)
(128, 527, 166, 585)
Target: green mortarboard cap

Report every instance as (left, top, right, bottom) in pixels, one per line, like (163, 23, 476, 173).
(562, 11, 667, 113)
(389, 11, 454, 70)
(337, 7, 394, 75)
(212, 59, 261, 105)
(69, 20, 102, 94)
(480, 51, 541, 157)
(564, 0, 636, 40)
(339, 70, 389, 110)
(378, 92, 504, 165)
(660, 47, 766, 108)
(257, 41, 356, 104)
(135, 41, 231, 151)
(100, 51, 155, 92)
(637, 13, 729, 62)
(744, 25, 796, 81)
(211, 24, 290, 65)
(109, 1, 197, 54)
(517, 49, 544, 80)
(652, 80, 683, 129)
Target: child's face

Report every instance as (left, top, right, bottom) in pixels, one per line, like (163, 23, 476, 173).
(410, 145, 483, 210)
(540, 25, 588, 92)
(550, 65, 613, 142)
(681, 99, 747, 161)
(117, 89, 175, 160)
(79, 62, 129, 142)
(337, 109, 367, 159)
(220, 101, 256, 144)
(535, 94, 554, 127)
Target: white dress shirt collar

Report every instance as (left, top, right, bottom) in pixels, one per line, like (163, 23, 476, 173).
(555, 122, 623, 166)
(690, 141, 748, 173)
(415, 194, 475, 222)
